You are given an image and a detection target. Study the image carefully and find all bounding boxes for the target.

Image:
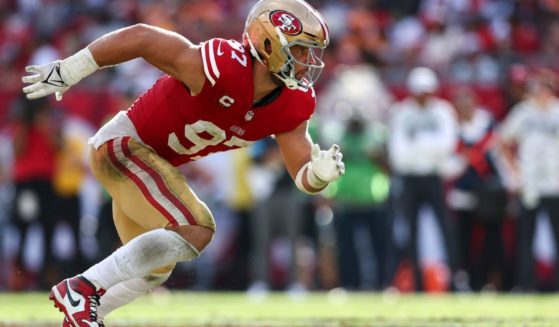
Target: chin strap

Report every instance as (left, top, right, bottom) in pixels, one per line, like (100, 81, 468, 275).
(243, 32, 266, 68)
(274, 27, 299, 89)
(274, 73, 298, 89)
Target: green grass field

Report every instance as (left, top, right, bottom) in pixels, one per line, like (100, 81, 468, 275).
(1, 290, 559, 326)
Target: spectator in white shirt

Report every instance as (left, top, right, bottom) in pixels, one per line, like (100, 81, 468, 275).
(499, 68, 559, 292)
(388, 67, 459, 291)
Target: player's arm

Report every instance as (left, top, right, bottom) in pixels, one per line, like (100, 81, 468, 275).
(22, 24, 204, 100)
(275, 121, 345, 195)
(90, 24, 204, 93)
(494, 106, 523, 190)
(496, 136, 520, 184)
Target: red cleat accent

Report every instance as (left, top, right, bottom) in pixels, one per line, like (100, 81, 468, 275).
(49, 275, 106, 327)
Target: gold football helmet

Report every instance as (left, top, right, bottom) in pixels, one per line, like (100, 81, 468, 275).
(243, 0, 329, 89)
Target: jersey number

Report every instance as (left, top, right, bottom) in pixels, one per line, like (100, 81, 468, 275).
(168, 120, 253, 157)
(227, 40, 247, 67)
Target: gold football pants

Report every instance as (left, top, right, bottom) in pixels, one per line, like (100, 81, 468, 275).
(89, 136, 215, 270)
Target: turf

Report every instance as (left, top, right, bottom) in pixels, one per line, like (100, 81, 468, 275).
(0, 290, 558, 326)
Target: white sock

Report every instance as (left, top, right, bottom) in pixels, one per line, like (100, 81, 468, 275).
(82, 228, 198, 290)
(97, 271, 171, 320)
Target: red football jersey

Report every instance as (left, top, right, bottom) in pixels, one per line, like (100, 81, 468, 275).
(126, 38, 316, 166)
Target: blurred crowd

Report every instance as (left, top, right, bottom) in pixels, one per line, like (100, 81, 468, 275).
(2, 0, 559, 295)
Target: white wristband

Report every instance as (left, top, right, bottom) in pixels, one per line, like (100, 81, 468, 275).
(60, 48, 99, 85)
(295, 162, 328, 195)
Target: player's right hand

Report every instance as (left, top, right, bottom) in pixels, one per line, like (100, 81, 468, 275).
(22, 61, 70, 101)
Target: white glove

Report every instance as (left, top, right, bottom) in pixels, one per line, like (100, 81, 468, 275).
(22, 48, 98, 101)
(22, 61, 70, 101)
(309, 143, 345, 185)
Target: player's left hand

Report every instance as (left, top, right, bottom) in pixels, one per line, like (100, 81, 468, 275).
(310, 143, 345, 183)
(22, 61, 70, 101)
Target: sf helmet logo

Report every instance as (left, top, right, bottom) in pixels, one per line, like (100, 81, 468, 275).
(269, 10, 302, 36)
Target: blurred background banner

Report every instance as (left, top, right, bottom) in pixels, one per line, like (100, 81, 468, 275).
(2, 0, 559, 295)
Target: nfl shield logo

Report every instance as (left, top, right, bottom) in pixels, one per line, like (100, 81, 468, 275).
(245, 110, 254, 121)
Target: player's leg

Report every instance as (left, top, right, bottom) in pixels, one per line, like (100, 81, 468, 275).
(427, 177, 458, 290)
(80, 137, 214, 289)
(283, 191, 305, 294)
(515, 204, 537, 291)
(96, 202, 175, 321)
(402, 176, 422, 291)
(546, 198, 559, 291)
(51, 137, 215, 327)
(98, 268, 172, 319)
(248, 198, 273, 292)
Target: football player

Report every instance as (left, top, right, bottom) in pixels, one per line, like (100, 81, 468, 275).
(21, 0, 344, 326)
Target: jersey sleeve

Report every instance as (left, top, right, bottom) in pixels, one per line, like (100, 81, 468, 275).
(200, 38, 249, 88)
(295, 86, 316, 122)
(275, 86, 316, 134)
